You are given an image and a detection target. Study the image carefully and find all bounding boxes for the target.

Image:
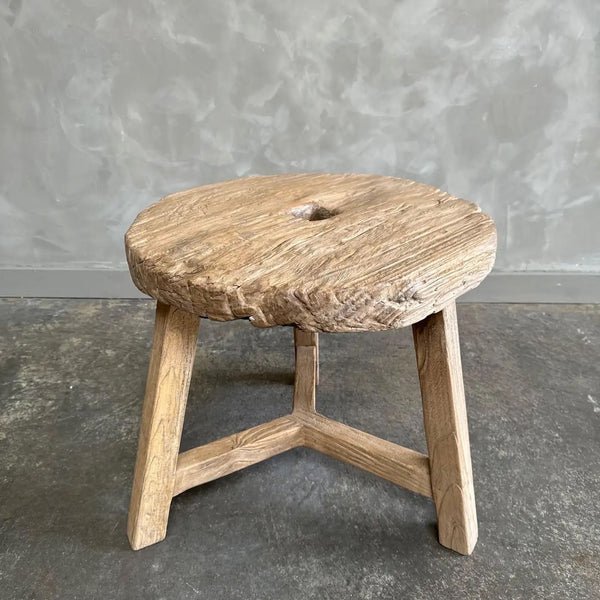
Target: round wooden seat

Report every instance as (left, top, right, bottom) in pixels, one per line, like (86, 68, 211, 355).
(126, 174, 496, 332)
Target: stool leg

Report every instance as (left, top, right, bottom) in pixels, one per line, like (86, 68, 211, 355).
(127, 302, 200, 550)
(294, 328, 319, 386)
(293, 328, 318, 412)
(412, 302, 478, 555)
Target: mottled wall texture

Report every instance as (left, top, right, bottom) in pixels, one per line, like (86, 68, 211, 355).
(1, 0, 599, 272)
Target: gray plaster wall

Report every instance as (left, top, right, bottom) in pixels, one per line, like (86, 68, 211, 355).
(1, 0, 599, 276)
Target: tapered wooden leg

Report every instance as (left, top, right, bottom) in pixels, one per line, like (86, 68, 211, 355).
(127, 302, 200, 550)
(293, 327, 318, 412)
(412, 302, 478, 555)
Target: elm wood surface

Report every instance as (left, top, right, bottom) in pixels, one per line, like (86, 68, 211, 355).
(172, 325, 431, 502)
(126, 174, 495, 555)
(127, 302, 199, 551)
(292, 345, 317, 413)
(297, 411, 432, 498)
(126, 173, 496, 332)
(413, 302, 478, 555)
(173, 412, 433, 502)
(127, 317, 442, 552)
(171, 322, 432, 503)
(294, 327, 319, 385)
(173, 415, 303, 496)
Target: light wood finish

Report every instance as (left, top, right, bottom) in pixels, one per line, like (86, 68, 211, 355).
(293, 344, 317, 413)
(172, 412, 432, 502)
(297, 411, 432, 497)
(294, 327, 319, 385)
(127, 302, 199, 551)
(173, 416, 303, 496)
(126, 174, 496, 332)
(126, 174, 492, 554)
(126, 301, 481, 553)
(413, 302, 478, 555)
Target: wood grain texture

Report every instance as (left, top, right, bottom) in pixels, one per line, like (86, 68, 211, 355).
(294, 327, 319, 385)
(297, 411, 432, 498)
(412, 301, 478, 555)
(173, 410, 431, 501)
(173, 416, 303, 496)
(127, 302, 199, 551)
(292, 344, 317, 413)
(126, 174, 497, 332)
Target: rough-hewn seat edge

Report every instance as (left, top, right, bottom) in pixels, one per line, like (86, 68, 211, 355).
(124, 174, 497, 332)
(125, 227, 496, 332)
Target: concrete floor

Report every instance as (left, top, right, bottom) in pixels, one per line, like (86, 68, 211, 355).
(0, 299, 598, 599)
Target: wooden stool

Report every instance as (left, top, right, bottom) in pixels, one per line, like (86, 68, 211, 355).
(125, 174, 496, 554)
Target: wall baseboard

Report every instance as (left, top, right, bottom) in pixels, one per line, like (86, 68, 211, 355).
(0, 269, 598, 303)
